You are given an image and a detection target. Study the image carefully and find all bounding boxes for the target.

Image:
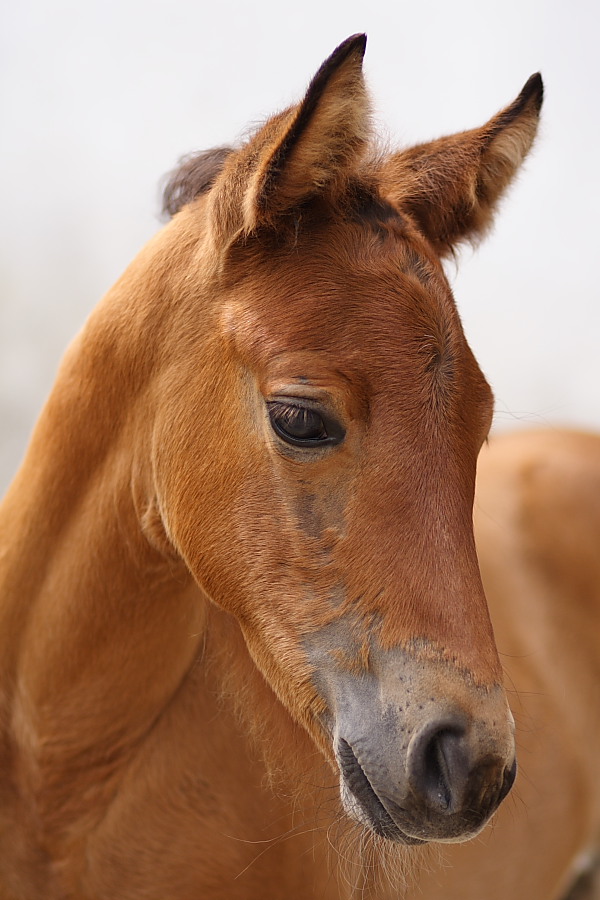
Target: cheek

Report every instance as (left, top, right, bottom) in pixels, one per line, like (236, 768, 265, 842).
(153, 357, 359, 620)
(151, 370, 261, 601)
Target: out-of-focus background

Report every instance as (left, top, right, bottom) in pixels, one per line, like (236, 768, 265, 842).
(1, 0, 598, 494)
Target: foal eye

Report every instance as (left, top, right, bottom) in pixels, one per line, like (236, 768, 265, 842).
(267, 402, 343, 448)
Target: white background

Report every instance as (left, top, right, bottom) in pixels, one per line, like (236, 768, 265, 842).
(1, 0, 598, 494)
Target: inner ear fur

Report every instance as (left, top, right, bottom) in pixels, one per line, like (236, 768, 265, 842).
(209, 34, 370, 247)
(379, 74, 543, 255)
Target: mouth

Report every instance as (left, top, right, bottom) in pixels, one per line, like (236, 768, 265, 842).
(337, 738, 426, 845)
(336, 735, 517, 845)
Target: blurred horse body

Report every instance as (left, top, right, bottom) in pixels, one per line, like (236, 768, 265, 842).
(0, 35, 598, 900)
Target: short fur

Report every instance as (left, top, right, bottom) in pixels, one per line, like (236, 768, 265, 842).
(1, 34, 598, 900)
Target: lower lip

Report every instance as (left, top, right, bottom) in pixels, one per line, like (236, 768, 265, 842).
(338, 739, 427, 844)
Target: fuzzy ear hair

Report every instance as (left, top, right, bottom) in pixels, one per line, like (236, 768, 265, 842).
(379, 75, 543, 255)
(209, 34, 370, 246)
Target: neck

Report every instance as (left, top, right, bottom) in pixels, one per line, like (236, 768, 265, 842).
(2, 412, 204, 820)
(0, 218, 210, 842)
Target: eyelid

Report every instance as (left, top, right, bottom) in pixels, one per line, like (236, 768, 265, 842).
(265, 387, 331, 406)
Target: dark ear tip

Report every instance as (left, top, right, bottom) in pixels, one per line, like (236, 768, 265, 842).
(333, 33, 367, 62)
(307, 35, 367, 96)
(521, 72, 544, 110)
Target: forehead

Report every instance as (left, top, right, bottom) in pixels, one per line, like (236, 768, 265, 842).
(220, 217, 494, 448)
(223, 221, 464, 386)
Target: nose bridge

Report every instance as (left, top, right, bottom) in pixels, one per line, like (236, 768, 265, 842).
(341, 476, 503, 684)
(400, 524, 502, 683)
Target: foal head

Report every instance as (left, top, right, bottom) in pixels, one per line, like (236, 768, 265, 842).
(156, 35, 542, 844)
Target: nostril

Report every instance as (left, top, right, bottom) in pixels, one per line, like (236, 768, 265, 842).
(423, 729, 459, 811)
(411, 724, 468, 814)
(498, 757, 517, 804)
(409, 719, 517, 825)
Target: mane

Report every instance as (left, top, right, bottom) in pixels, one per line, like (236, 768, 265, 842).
(162, 146, 233, 218)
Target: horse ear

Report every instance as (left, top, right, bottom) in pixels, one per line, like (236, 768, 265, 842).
(379, 74, 543, 255)
(210, 34, 370, 245)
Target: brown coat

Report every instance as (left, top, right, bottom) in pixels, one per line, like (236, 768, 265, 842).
(1, 34, 596, 900)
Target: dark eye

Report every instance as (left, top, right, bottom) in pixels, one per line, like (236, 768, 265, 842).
(267, 401, 344, 448)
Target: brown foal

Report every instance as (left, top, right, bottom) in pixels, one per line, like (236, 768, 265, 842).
(1, 33, 598, 900)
